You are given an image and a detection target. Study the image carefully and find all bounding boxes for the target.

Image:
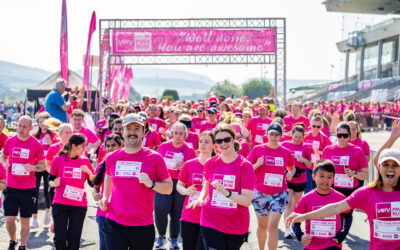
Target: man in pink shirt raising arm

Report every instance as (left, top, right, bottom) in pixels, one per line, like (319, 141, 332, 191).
(0, 116, 47, 250)
(99, 114, 173, 249)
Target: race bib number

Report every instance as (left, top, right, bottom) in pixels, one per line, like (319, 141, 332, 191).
(115, 161, 142, 177)
(211, 190, 237, 208)
(310, 220, 336, 238)
(11, 163, 29, 176)
(63, 167, 82, 179)
(334, 174, 354, 188)
(264, 173, 283, 187)
(213, 174, 236, 189)
(373, 219, 400, 240)
(188, 191, 201, 204)
(63, 185, 84, 201)
(255, 135, 263, 144)
(12, 148, 30, 159)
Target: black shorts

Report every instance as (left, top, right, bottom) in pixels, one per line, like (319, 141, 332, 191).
(3, 187, 36, 218)
(287, 182, 306, 193)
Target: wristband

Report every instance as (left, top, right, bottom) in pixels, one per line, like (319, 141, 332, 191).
(150, 181, 155, 189)
(225, 190, 232, 198)
(354, 171, 357, 177)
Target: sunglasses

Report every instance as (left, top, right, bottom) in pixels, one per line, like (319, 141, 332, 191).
(215, 137, 232, 144)
(312, 125, 321, 128)
(190, 113, 196, 115)
(336, 133, 349, 139)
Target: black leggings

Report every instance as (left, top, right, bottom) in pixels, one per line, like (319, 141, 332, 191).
(200, 226, 248, 250)
(103, 218, 155, 250)
(154, 179, 185, 238)
(181, 221, 204, 250)
(52, 203, 87, 250)
(34, 171, 51, 214)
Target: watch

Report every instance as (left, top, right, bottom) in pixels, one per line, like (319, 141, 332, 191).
(225, 190, 232, 198)
(150, 181, 155, 189)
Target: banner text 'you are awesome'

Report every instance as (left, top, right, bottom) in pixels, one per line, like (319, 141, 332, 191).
(111, 28, 276, 55)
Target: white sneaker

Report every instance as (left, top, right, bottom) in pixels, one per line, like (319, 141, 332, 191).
(44, 211, 52, 226)
(30, 218, 39, 229)
(284, 228, 293, 239)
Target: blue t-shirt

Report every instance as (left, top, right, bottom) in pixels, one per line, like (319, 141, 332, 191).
(45, 89, 67, 123)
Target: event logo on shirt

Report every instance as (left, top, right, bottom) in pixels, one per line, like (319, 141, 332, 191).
(63, 167, 82, 179)
(376, 202, 400, 219)
(264, 156, 284, 167)
(256, 123, 269, 131)
(12, 148, 30, 159)
(331, 156, 349, 166)
(192, 173, 204, 186)
(213, 174, 235, 189)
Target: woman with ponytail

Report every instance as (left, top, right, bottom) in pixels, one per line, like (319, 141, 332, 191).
(187, 123, 254, 250)
(177, 131, 215, 250)
(49, 134, 95, 250)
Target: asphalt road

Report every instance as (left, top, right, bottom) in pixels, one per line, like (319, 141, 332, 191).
(0, 130, 394, 250)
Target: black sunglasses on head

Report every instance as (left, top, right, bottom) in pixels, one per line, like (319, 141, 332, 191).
(336, 133, 349, 138)
(215, 137, 232, 144)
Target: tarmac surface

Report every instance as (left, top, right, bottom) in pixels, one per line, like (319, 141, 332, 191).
(0, 130, 396, 249)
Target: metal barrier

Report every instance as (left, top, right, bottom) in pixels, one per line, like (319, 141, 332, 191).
(367, 149, 378, 184)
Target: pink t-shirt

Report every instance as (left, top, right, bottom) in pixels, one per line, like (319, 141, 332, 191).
(0, 131, 9, 151)
(350, 137, 370, 156)
(238, 138, 250, 158)
(294, 189, 349, 249)
(178, 158, 204, 223)
(0, 163, 6, 206)
(283, 115, 310, 133)
(346, 187, 400, 250)
(95, 164, 107, 217)
(148, 117, 166, 134)
(304, 132, 332, 167)
(247, 145, 294, 195)
(74, 127, 99, 146)
(106, 148, 170, 226)
(321, 144, 368, 190)
(192, 117, 207, 135)
(158, 141, 197, 179)
(96, 119, 107, 130)
(50, 155, 94, 207)
(200, 121, 217, 133)
(143, 130, 161, 149)
(3, 136, 45, 189)
(281, 141, 312, 183)
(46, 142, 63, 164)
(247, 117, 273, 146)
(201, 155, 255, 235)
(97, 144, 107, 163)
(185, 132, 199, 150)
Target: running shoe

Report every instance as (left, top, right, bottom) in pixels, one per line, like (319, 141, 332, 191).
(284, 228, 294, 239)
(169, 238, 180, 250)
(44, 211, 52, 225)
(30, 218, 39, 229)
(8, 240, 17, 250)
(155, 236, 167, 249)
(17, 246, 26, 250)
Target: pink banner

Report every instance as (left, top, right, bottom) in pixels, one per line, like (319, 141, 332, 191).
(122, 68, 133, 100)
(83, 11, 96, 110)
(112, 28, 276, 55)
(60, 0, 68, 86)
(328, 83, 340, 91)
(358, 80, 374, 90)
(100, 29, 110, 97)
(111, 66, 125, 104)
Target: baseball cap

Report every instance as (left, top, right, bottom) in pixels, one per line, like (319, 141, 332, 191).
(207, 108, 218, 114)
(378, 148, 400, 165)
(258, 104, 269, 111)
(267, 123, 282, 135)
(210, 101, 217, 107)
(122, 114, 144, 127)
(138, 111, 148, 120)
(109, 113, 121, 119)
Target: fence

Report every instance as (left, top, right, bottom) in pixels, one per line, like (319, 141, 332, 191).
(367, 149, 378, 184)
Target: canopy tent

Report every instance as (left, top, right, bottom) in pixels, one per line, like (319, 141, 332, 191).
(27, 70, 96, 112)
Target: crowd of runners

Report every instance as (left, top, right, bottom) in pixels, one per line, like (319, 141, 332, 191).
(0, 78, 399, 250)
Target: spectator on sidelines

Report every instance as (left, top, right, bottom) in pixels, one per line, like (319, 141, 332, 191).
(45, 78, 70, 123)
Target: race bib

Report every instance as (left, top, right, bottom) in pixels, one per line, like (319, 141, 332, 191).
(63, 185, 84, 201)
(373, 219, 400, 240)
(151, 123, 158, 131)
(63, 167, 82, 179)
(12, 148, 30, 159)
(11, 163, 29, 176)
(312, 141, 320, 149)
(264, 173, 283, 187)
(294, 151, 302, 158)
(213, 174, 236, 189)
(255, 135, 263, 144)
(334, 174, 354, 188)
(115, 161, 142, 177)
(310, 220, 336, 238)
(211, 190, 238, 208)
